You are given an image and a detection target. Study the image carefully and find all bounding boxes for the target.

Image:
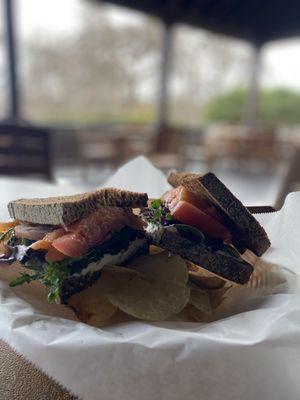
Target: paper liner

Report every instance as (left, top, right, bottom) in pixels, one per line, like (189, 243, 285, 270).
(0, 157, 300, 400)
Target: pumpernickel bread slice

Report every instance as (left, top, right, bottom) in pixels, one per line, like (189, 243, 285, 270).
(147, 224, 253, 284)
(168, 172, 270, 256)
(8, 188, 148, 226)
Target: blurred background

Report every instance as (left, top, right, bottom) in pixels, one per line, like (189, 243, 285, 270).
(1, 0, 300, 208)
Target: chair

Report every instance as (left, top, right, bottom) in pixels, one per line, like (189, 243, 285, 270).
(148, 126, 185, 172)
(0, 123, 52, 180)
(77, 130, 129, 180)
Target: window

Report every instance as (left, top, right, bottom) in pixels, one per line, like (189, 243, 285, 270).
(0, 1, 7, 118)
(170, 25, 252, 126)
(18, 0, 160, 125)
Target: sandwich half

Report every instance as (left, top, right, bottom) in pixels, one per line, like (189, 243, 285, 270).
(141, 172, 271, 284)
(1, 188, 149, 303)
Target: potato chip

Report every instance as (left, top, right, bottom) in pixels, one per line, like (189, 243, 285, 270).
(168, 306, 195, 322)
(186, 261, 226, 289)
(69, 253, 190, 323)
(108, 279, 189, 321)
(209, 285, 231, 309)
(102, 309, 136, 326)
(189, 288, 211, 315)
(188, 304, 208, 322)
(68, 280, 118, 326)
(129, 251, 189, 285)
(149, 245, 165, 254)
(107, 252, 190, 320)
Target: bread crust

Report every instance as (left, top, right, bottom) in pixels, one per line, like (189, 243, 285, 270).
(147, 225, 253, 284)
(8, 188, 148, 226)
(168, 172, 270, 256)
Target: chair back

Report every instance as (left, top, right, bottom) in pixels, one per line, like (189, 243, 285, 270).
(0, 123, 52, 180)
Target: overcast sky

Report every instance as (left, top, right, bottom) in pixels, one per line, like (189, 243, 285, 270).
(12, 0, 300, 91)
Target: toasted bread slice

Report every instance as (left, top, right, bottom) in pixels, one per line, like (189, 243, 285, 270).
(147, 224, 253, 284)
(8, 188, 148, 226)
(168, 172, 270, 256)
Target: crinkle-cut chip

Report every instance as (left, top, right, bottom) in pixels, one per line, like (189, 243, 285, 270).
(86, 297, 118, 327)
(129, 251, 189, 285)
(188, 304, 208, 322)
(186, 261, 226, 289)
(149, 245, 165, 255)
(106, 253, 189, 320)
(209, 285, 232, 309)
(68, 253, 190, 324)
(189, 288, 212, 315)
(107, 278, 190, 321)
(68, 266, 143, 326)
(167, 306, 195, 322)
(101, 265, 144, 291)
(101, 309, 137, 326)
(68, 280, 118, 326)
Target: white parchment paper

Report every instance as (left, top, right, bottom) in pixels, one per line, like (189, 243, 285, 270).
(1, 156, 300, 400)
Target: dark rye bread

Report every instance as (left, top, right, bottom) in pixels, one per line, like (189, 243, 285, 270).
(8, 188, 148, 226)
(147, 225, 253, 284)
(168, 172, 270, 256)
(61, 238, 149, 303)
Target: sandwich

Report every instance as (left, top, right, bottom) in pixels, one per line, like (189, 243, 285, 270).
(141, 172, 271, 284)
(0, 188, 149, 303)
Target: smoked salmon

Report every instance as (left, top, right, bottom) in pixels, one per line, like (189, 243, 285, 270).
(163, 186, 230, 240)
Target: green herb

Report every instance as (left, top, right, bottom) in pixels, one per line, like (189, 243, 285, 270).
(10, 261, 69, 303)
(42, 262, 69, 302)
(151, 199, 163, 209)
(21, 238, 32, 246)
(9, 249, 97, 303)
(0, 227, 15, 242)
(10, 272, 36, 287)
(149, 199, 174, 225)
(166, 212, 172, 221)
(9, 227, 143, 303)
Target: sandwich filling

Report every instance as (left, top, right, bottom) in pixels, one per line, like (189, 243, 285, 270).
(142, 186, 241, 259)
(0, 206, 148, 302)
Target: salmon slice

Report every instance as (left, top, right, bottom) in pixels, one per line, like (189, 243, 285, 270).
(163, 186, 223, 223)
(68, 206, 126, 247)
(52, 233, 88, 258)
(163, 186, 211, 211)
(31, 228, 66, 250)
(45, 247, 67, 263)
(52, 207, 129, 258)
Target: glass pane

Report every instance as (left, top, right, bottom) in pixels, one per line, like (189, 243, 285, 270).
(263, 40, 300, 90)
(18, 0, 160, 125)
(170, 25, 252, 126)
(0, 1, 7, 118)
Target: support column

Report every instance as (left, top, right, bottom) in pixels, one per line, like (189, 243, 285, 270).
(4, 0, 20, 120)
(243, 44, 262, 127)
(157, 20, 173, 131)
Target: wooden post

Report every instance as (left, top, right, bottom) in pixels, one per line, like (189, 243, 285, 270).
(157, 20, 173, 131)
(4, 0, 20, 120)
(243, 44, 262, 127)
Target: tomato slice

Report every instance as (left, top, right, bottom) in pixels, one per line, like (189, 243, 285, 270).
(170, 200, 230, 240)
